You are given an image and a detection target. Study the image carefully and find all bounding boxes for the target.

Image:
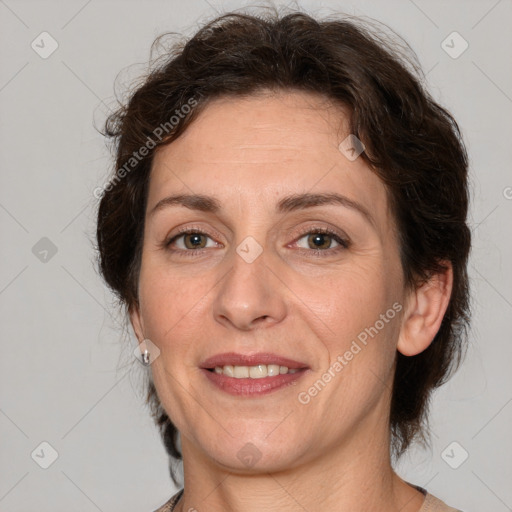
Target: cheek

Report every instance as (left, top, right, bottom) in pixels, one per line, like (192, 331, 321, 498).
(294, 254, 402, 386)
(138, 257, 213, 341)
(137, 263, 213, 431)
(299, 260, 396, 337)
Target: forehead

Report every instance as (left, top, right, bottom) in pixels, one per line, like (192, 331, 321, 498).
(153, 91, 350, 168)
(148, 91, 390, 226)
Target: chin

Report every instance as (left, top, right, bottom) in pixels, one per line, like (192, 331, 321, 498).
(191, 425, 311, 473)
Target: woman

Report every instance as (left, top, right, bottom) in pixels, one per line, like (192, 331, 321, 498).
(96, 9, 470, 512)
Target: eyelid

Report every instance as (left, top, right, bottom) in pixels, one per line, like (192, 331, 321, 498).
(164, 225, 223, 247)
(163, 224, 351, 254)
(290, 226, 350, 250)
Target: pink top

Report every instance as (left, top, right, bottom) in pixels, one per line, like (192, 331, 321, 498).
(153, 487, 462, 511)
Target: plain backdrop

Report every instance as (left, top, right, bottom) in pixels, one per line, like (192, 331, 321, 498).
(1, 1, 511, 511)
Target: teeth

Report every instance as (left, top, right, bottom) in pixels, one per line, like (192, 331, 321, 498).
(212, 364, 300, 378)
(267, 364, 280, 376)
(234, 365, 249, 378)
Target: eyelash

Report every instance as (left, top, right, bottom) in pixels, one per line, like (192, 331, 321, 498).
(164, 226, 350, 258)
(293, 227, 350, 257)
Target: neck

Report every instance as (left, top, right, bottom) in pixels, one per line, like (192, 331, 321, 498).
(175, 411, 425, 512)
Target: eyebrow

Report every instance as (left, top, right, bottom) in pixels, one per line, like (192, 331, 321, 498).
(149, 192, 374, 226)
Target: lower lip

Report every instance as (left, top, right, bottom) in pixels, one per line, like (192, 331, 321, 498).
(201, 368, 308, 396)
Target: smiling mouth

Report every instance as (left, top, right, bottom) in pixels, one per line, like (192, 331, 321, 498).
(200, 352, 309, 395)
(202, 365, 308, 397)
(207, 364, 302, 378)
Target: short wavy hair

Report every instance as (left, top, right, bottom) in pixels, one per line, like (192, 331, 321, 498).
(96, 9, 471, 484)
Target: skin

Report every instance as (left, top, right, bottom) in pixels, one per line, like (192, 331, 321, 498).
(130, 90, 453, 512)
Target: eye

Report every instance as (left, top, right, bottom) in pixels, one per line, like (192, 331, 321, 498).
(166, 229, 218, 252)
(163, 227, 349, 258)
(294, 229, 349, 254)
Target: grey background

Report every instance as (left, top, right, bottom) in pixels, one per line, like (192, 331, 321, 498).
(1, 0, 511, 510)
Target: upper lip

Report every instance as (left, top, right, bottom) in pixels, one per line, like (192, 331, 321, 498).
(200, 352, 309, 370)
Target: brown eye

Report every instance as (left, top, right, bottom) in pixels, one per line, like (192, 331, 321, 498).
(183, 233, 207, 249)
(306, 233, 334, 250)
(296, 231, 343, 251)
(166, 230, 217, 251)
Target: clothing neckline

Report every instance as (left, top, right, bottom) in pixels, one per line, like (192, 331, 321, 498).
(155, 486, 460, 512)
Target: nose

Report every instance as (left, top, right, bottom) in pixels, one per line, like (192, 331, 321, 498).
(212, 248, 287, 331)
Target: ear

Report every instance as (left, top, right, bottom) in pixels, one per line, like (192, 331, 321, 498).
(397, 262, 453, 356)
(129, 304, 145, 342)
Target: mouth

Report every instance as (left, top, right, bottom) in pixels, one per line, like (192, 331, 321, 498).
(200, 352, 309, 396)
(206, 364, 301, 378)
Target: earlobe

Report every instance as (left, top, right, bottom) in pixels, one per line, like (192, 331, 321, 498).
(397, 262, 453, 357)
(129, 305, 145, 342)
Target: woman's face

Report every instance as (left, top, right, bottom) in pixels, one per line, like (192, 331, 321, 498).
(131, 91, 408, 471)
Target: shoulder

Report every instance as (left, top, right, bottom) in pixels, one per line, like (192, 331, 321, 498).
(153, 488, 184, 512)
(421, 492, 464, 512)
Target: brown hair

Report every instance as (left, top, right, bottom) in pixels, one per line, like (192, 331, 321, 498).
(97, 9, 471, 483)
